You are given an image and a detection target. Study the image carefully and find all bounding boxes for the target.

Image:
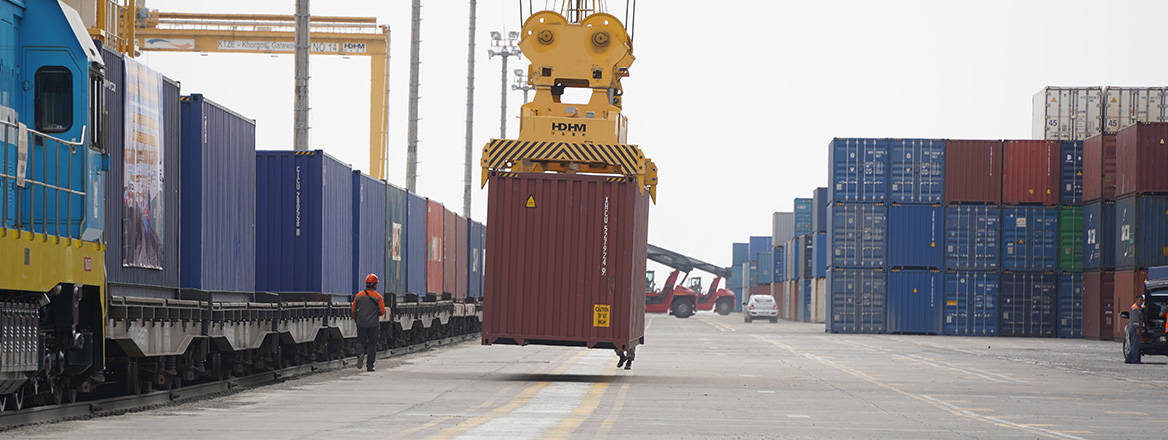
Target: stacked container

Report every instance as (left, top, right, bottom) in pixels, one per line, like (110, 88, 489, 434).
(827, 138, 888, 333)
(811, 187, 829, 323)
(944, 140, 1001, 336)
(885, 139, 945, 334)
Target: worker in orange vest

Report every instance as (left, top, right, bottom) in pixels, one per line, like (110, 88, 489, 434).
(352, 274, 387, 372)
(1125, 294, 1145, 364)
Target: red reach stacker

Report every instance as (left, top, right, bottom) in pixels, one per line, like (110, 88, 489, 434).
(645, 244, 737, 318)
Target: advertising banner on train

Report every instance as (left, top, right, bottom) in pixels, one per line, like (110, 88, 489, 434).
(122, 58, 165, 269)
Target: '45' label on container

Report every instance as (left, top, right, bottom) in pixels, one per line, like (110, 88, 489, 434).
(593, 304, 611, 328)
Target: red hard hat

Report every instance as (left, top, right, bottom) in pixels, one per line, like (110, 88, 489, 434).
(365, 273, 379, 284)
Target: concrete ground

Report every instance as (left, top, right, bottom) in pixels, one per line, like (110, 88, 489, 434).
(11, 313, 1166, 439)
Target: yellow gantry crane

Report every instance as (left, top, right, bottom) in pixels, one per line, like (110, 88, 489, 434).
(79, 0, 391, 179)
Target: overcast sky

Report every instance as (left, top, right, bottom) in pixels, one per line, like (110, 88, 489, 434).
(140, 0, 1168, 278)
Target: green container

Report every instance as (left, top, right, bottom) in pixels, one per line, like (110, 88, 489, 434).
(1058, 206, 1083, 272)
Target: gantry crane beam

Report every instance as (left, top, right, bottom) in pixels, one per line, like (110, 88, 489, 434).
(131, 9, 391, 179)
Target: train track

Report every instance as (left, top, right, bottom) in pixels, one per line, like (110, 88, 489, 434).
(0, 333, 480, 431)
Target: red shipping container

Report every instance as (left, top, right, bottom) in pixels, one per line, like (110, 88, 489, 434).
(1116, 122, 1168, 196)
(1082, 271, 1115, 340)
(443, 208, 457, 298)
(425, 200, 444, 296)
(1112, 269, 1148, 341)
(483, 173, 649, 351)
(1083, 134, 1117, 202)
(455, 214, 469, 300)
(945, 140, 1002, 204)
(788, 280, 799, 321)
(1003, 140, 1059, 205)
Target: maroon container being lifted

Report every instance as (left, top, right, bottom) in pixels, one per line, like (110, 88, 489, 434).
(945, 140, 1002, 204)
(1083, 134, 1117, 202)
(483, 172, 648, 351)
(1112, 269, 1147, 342)
(1082, 271, 1114, 340)
(1003, 140, 1059, 205)
(1116, 122, 1168, 197)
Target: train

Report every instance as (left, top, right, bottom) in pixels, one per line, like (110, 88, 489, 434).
(0, 0, 480, 411)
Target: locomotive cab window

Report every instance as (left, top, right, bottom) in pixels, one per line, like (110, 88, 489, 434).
(35, 66, 73, 133)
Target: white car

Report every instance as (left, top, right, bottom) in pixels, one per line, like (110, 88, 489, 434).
(744, 295, 778, 323)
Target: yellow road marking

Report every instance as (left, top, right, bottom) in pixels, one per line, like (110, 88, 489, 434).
(1105, 410, 1147, 416)
(644, 314, 656, 331)
(593, 382, 630, 439)
(544, 371, 613, 439)
(392, 417, 453, 438)
(697, 316, 735, 332)
(428, 350, 590, 439)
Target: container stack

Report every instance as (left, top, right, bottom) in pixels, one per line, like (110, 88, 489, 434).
(770, 212, 793, 314)
(887, 139, 945, 335)
(826, 138, 888, 333)
(730, 242, 748, 311)
(999, 140, 1060, 338)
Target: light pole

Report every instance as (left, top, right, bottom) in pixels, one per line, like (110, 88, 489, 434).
(512, 68, 533, 103)
(489, 31, 521, 139)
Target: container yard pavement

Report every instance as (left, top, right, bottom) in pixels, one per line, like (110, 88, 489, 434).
(11, 315, 1165, 440)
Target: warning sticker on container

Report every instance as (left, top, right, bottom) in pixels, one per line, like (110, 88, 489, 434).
(525, 195, 536, 208)
(593, 304, 611, 327)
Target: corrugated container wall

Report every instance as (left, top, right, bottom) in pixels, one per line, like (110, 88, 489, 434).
(1082, 270, 1114, 340)
(889, 139, 944, 203)
(1115, 122, 1168, 196)
(828, 203, 887, 268)
(757, 252, 774, 285)
(1083, 201, 1115, 270)
(405, 192, 427, 296)
(827, 268, 886, 333)
(729, 266, 743, 293)
(255, 151, 353, 297)
(812, 232, 827, 278)
(468, 221, 485, 298)
(1001, 206, 1059, 271)
(945, 205, 1001, 270)
(1082, 134, 1117, 202)
(887, 204, 943, 269)
(944, 140, 1002, 204)
(351, 172, 387, 295)
(785, 239, 797, 281)
(482, 173, 648, 351)
(794, 198, 813, 237)
(800, 234, 814, 279)
(732, 242, 749, 266)
(829, 138, 888, 203)
(443, 208, 457, 297)
(384, 184, 408, 296)
(1032, 87, 1103, 141)
(1003, 140, 1059, 205)
(772, 245, 786, 283)
(1114, 195, 1168, 269)
(1059, 141, 1083, 205)
(455, 215, 468, 299)
(749, 236, 773, 264)
(103, 49, 183, 298)
(178, 94, 256, 296)
(811, 187, 829, 233)
(1112, 270, 1148, 340)
(998, 272, 1057, 337)
(1058, 206, 1083, 272)
(1058, 272, 1083, 338)
(1103, 87, 1166, 134)
(802, 278, 812, 322)
(1151, 266, 1168, 280)
(886, 269, 942, 335)
(944, 271, 999, 336)
(425, 200, 444, 296)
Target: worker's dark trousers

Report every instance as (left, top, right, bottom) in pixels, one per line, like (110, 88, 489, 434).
(358, 326, 378, 370)
(614, 347, 636, 361)
(1125, 324, 1142, 364)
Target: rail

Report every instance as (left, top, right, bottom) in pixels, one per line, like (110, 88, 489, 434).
(0, 119, 89, 240)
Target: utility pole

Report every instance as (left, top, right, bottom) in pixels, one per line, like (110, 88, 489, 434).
(512, 67, 533, 103)
(462, 0, 476, 218)
(405, 0, 422, 191)
(293, 0, 309, 151)
(488, 31, 520, 139)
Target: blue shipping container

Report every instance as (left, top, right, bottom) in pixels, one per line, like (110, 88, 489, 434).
(887, 270, 942, 334)
(812, 187, 829, 233)
(802, 278, 812, 322)
(773, 245, 787, 283)
(733, 288, 744, 313)
(1115, 195, 1168, 269)
(786, 238, 798, 281)
(800, 234, 814, 279)
(468, 221, 486, 298)
(888, 204, 944, 269)
(830, 138, 888, 203)
(1151, 266, 1168, 281)
(757, 252, 774, 284)
(729, 265, 744, 292)
(1002, 206, 1059, 271)
(944, 271, 999, 336)
(829, 203, 887, 268)
(889, 139, 945, 203)
(827, 268, 886, 333)
(1060, 141, 1083, 205)
(1083, 201, 1115, 270)
(733, 242, 749, 266)
(179, 94, 256, 296)
(749, 236, 772, 264)
(405, 192, 428, 296)
(999, 271, 1057, 337)
(384, 184, 408, 296)
(352, 172, 387, 294)
(945, 205, 1000, 270)
(812, 232, 828, 278)
(1058, 272, 1083, 338)
(255, 150, 354, 297)
(794, 198, 813, 237)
